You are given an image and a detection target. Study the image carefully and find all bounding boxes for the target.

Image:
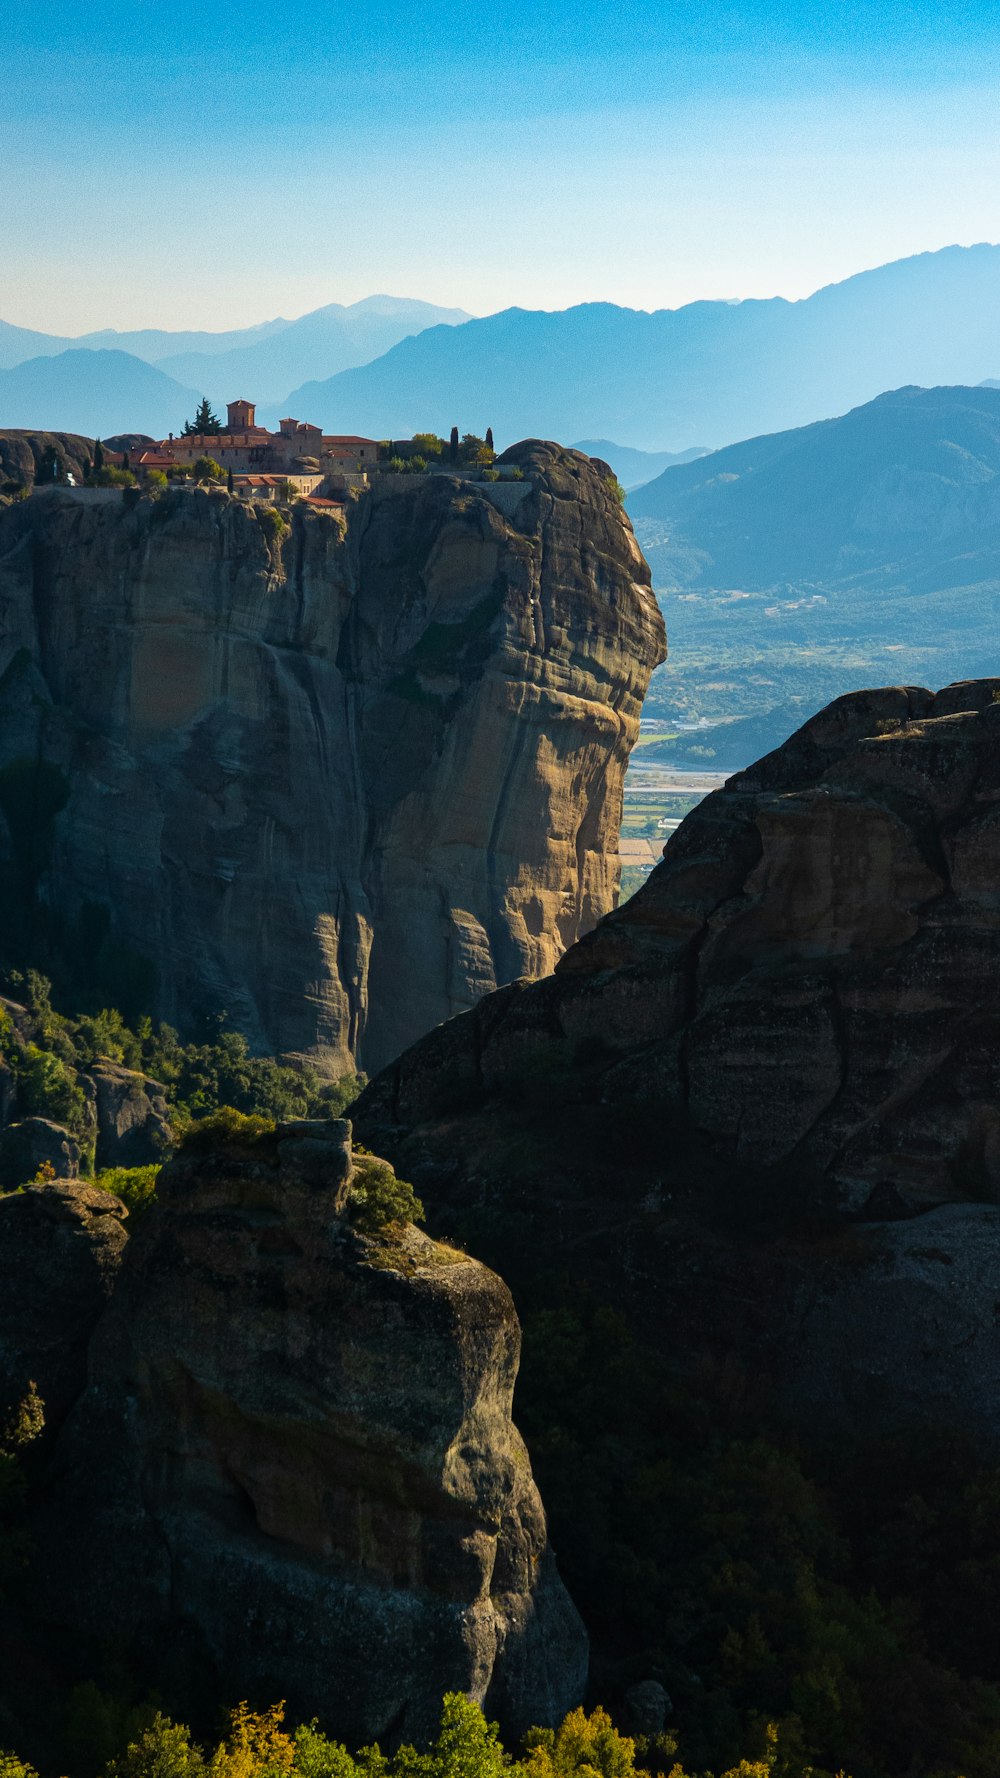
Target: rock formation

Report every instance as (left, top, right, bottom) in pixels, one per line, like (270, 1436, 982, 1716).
(39, 1120, 586, 1742)
(355, 679, 1000, 1446)
(0, 1179, 127, 1430)
(0, 445, 663, 1075)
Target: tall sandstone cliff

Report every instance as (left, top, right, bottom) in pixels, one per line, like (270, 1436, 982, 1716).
(0, 445, 663, 1073)
(357, 679, 1000, 1449)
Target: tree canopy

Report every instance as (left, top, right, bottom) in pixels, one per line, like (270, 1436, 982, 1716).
(183, 399, 223, 437)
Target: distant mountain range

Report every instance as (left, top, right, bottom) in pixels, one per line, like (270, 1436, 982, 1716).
(629, 382, 1000, 766)
(274, 244, 1000, 450)
(0, 351, 199, 439)
(0, 296, 470, 404)
(4, 247, 1000, 461)
(571, 439, 710, 489)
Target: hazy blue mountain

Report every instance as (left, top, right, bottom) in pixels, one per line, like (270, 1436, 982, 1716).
(278, 245, 1000, 450)
(0, 297, 470, 402)
(629, 382, 1000, 766)
(571, 439, 710, 489)
(0, 350, 199, 438)
(157, 296, 471, 406)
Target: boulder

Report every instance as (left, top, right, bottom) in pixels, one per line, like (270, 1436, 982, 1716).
(0, 1117, 80, 1189)
(40, 1120, 586, 1743)
(89, 1061, 172, 1168)
(0, 1180, 127, 1432)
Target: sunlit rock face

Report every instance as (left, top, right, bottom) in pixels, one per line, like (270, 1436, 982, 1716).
(0, 444, 664, 1074)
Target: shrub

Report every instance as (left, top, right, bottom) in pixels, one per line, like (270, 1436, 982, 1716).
(192, 457, 224, 483)
(107, 1713, 205, 1778)
(94, 1165, 160, 1218)
(15, 1043, 86, 1130)
(604, 474, 626, 506)
(259, 506, 289, 541)
(177, 1107, 275, 1153)
(90, 466, 137, 488)
(145, 471, 168, 492)
(208, 1702, 294, 1778)
(346, 1155, 424, 1234)
(481, 468, 500, 482)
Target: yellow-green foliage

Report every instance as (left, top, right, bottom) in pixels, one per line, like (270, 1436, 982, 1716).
(347, 1154, 424, 1234)
(177, 1107, 276, 1153)
(2, 1696, 863, 1778)
(94, 1165, 160, 1218)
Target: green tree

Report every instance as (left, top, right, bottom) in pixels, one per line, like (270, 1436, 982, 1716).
(449, 426, 459, 461)
(107, 1714, 205, 1778)
(192, 456, 224, 483)
(94, 439, 105, 472)
(183, 399, 223, 437)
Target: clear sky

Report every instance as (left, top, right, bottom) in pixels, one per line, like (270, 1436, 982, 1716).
(3, 0, 1000, 333)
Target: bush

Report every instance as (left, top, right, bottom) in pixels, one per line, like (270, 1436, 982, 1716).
(604, 474, 626, 506)
(89, 467, 137, 488)
(259, 506, 289, 541)
(346, 1155, 424, 1234)
(177, 1107, 275, 1153)
(191, 457, 224, 483)
(145, 471, 168, 492)
(107, 1713, 204, 1778)
(14, 1043, 87, 1131)
(94, 1165, 160, 1218)
(481, 468, 500, 482)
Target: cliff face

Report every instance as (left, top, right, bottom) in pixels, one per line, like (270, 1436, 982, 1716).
(355, 679, 1000, 1446)
(38, 1122, 586, 1743)
(0, 445, 663, 1074)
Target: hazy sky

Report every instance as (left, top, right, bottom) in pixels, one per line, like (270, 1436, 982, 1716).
(4, 0, 1000, 333)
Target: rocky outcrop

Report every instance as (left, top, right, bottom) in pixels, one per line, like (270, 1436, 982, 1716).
(0, 1180, 127, 1430)
(89, 1061, 171, 1167)
(0, 431, 94, 492)
(361, 679, 1000, 1216)
(0, 445, 663, 1075)
(355, 679, 1000, 1448)
(40, 1120, 586, 1742)
(0, 1117, 80, 1187)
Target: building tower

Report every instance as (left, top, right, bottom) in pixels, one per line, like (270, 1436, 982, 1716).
(227, 399, 256, 432)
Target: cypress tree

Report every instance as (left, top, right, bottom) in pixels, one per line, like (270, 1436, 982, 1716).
(449, 426, 459, 461)
(485, 427, 494, 452)
(94, 439, 104, 472)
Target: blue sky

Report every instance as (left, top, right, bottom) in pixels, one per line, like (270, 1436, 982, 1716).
(3, 0, 1000, 331)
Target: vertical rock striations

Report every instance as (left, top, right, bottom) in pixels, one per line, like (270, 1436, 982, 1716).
(39, 1121, 587, 1742)
(0, 445, 664, 1073)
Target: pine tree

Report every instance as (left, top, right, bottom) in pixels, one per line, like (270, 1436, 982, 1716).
(449, 426, 459, 461)
(183, 398, 223, 437)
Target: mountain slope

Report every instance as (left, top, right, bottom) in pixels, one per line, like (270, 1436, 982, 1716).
(0, 350, 199, 437)
(626, 383, 1000, 766)
(629, 382, 1000, 585)
(279, 244, 1000, 450)
(157, 295, 471, 406)
(0, 296, 470, 400)
(571, 439, 711, 489)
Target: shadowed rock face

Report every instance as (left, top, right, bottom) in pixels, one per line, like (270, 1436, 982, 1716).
(361, 679, 1000, 1216)
(0, 1180, 127, 1430)
(0, 444, 663, 1075)
(39, 1122, 586, 1743)
(355, 680, 1000, 1448)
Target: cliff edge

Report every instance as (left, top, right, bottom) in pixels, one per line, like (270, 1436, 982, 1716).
(0, 443, 664, 1073)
